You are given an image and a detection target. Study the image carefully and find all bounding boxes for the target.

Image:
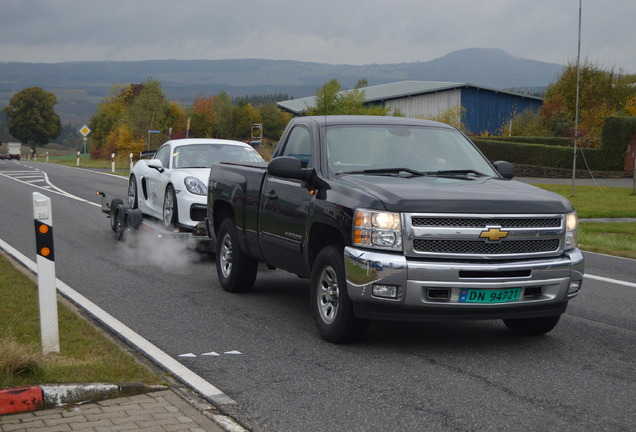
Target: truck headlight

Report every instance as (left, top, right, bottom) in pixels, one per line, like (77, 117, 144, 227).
(184, 176, 207, 195)
(353, 209, 402, 251)
(565, 211, 578, 250)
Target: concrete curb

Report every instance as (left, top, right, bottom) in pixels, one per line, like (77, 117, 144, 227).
(0, 382, 167, 415)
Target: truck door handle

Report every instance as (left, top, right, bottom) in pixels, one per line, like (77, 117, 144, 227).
(265, 191, 278, 200)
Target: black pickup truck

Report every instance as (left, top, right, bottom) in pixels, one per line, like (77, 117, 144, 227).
(206, 116, 584, 342)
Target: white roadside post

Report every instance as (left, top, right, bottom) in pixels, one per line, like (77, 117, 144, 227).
(130, 153, 134, 172)
(33, 192, 60, 355)
(76, 151, 80, 166)
(111, 153, 116, 173)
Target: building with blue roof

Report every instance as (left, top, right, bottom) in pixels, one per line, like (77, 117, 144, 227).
(276, 80, 543, 135)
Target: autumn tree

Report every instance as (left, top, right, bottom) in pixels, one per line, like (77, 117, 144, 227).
(3, 87, 62, 156)
(542, 59, 636, 143)
(188, 95, 217, 138)
(88, 79, 179, 159)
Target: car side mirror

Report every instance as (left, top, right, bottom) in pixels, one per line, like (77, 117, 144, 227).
(268, 156, 313, 183)
(493, 161, 514, 179)
(147, 159, 165, 173)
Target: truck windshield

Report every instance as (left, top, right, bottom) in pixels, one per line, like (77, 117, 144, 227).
(325, 125, 497, 178)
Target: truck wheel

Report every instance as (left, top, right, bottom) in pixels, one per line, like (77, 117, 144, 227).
(128, 175, 138, 208)
(163, 185, 178, 228)
(216, 218, 258, 292)
(503, 315, 561, 336)
(110, 198, 124, 231)
(310, 245, 369, 343)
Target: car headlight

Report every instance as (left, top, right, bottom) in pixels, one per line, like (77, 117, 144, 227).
(565, 211, 578, 250)
(184, 176, 207, 195)
(353, 209, 402, 251)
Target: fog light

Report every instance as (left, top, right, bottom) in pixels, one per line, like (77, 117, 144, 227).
(372, 284, 399, 299)
(568, 280, 582, 294)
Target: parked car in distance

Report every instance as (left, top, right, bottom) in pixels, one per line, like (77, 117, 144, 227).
(128, 138, 264, 231)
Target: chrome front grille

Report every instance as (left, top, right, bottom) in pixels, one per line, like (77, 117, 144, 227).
(405, 213, 565, 259)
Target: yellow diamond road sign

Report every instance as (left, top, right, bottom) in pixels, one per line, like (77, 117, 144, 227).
(80, 125, 91, 137)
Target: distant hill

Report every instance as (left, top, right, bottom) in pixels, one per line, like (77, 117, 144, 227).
(0, 48, 563, 126)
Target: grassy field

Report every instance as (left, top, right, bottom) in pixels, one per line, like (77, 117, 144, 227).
(0, 252, 166, 388)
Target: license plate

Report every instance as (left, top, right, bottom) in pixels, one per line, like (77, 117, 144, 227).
(459, 288, 521, 303)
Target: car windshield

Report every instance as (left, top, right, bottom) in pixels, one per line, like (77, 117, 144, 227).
(173, 144, 263, 169)
(326, 125, 497, 178)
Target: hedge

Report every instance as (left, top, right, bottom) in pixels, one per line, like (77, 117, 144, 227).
(472, 116, 636, 172)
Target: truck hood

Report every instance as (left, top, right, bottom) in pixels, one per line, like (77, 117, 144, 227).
(337, 175, 574, 214)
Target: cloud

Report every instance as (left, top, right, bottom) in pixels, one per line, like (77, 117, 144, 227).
(1, 0, 635, 72)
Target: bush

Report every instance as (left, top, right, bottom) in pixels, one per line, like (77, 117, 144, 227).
(472, 116, 636, 171)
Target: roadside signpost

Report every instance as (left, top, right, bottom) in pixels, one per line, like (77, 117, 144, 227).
(79, 125, 91, 155)
(33, 192, 59, 354)
(147, 129, 161, 150)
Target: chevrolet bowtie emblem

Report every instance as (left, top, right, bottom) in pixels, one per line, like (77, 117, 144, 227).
(480, 227, 509, 242)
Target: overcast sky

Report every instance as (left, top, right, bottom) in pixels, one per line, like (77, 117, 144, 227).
(1, 0, 634, 73)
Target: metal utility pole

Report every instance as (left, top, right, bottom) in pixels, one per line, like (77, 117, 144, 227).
(571, 0, 582, 197)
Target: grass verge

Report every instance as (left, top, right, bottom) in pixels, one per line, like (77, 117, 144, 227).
(0, 251, 166, 388)
(532, 184, 636, 260)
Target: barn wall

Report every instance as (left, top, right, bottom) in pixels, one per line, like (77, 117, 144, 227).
(460, 88, 542, 135)
(384, 90, 461, 119)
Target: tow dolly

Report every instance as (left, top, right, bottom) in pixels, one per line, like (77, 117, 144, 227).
(97, 192, 213, 251)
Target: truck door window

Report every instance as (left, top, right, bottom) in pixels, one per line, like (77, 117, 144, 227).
(282, 127, 311, 168)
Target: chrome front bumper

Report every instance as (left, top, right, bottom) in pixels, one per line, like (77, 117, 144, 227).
(343, 246, 585, 321)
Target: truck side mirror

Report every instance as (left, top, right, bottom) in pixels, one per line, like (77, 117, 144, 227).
(268, 156, 313, 182)
(493, 161, 514, 179)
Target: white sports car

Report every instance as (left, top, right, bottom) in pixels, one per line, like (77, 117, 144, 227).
(127, 138, 264, 230)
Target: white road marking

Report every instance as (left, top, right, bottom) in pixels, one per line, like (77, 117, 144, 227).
(585, 274, 636, 288)
(0, 238, 236, 406)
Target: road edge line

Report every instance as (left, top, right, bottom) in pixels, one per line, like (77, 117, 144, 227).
(0, 238, 235, 406)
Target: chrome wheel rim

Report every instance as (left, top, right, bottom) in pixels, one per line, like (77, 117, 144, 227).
(317, 266, 339, 324)
(219, 233, 233, 278)
(163, 189, 174, 226)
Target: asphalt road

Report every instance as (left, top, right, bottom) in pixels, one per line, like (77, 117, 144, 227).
(1, 160, 635, 432)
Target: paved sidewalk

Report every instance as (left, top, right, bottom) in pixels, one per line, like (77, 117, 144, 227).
(0, 388, 241, 432)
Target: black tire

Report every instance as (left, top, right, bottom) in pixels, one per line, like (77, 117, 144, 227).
(310, 245, 369, 343)
(114, 204, 127, 241)
(125, 208, 144, 229)
(110, 198, 124, 231)
(216, 218, 258, 292)
(163, 184, 178, 228)
(128, 175, 138, 208)
(503, 315, 561, 336)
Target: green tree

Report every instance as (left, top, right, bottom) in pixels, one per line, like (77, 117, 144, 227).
(305, 79, 391, 116)
(260, 102, 291, 140)
(212, 91, 234, 138)
(3, 87, 62, 156)
(502, 108, 547, 137)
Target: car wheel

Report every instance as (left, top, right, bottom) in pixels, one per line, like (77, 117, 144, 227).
(110, 198, 124, 232)
(310, 245, 369, 343)
(163, 185, 178, 228)
(128, 175, 138, 208)
(503, 315, 561, 335)
(114, 204, 127, 241)
(216, 218, 258, 292)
